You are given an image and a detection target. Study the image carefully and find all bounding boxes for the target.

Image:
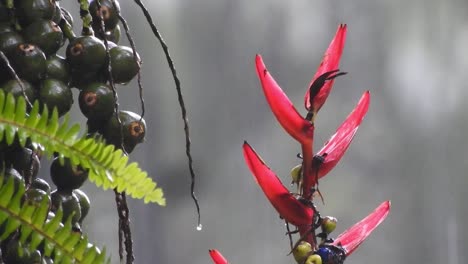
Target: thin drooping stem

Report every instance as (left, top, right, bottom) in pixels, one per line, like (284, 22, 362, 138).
(116, 13, 145, 120)
(0, 51, 32, 108)
(132, 0, 201, 228)
(95, 1, 132, 262)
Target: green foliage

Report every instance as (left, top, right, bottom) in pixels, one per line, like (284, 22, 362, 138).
(0, 91, 165, 205)
(0, 176, 109, 263)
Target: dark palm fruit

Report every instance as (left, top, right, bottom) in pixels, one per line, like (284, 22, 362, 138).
(73, 189, 90, 223)
(46, 54, 69, 84)
(50, 189, 81, 224)
(0, 32, 24, 53)
(1, 79, 36, 101)
(109, 45, 141, 84)
(103, 110, 146, 153)
(51, 1, 61, 24)
(93, 23, 121, 43)
(31, 177, 50, 194)
(79, 82, 115, 121)
(89, 0, 120, 30)
(39, 79, 73, 116)
(66, 36, 106, 74)
(24, 188, 49, 206)
(23, 19, 63, 56)
(1, 167, 25, 193)
(15, 0, 56, 26)
(50, 157, 88, 192)
(9, 43, 46, 83)
(7, 147, 40, 181)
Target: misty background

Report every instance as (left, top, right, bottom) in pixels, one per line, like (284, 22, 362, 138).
(49, 0, 468, 263)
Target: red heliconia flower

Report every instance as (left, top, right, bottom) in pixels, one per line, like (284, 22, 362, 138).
(209, 249, 228, 264)
(255, 54, 315, 145)
(333, 201, 391, 255)
(243, 141, 314, 227)
(303, 91, 370, 192)
(304, 24, 347, 113)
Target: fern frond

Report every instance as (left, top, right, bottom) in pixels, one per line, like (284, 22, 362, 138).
(0, 91, 165, 205)
(0, 176, 110, 263)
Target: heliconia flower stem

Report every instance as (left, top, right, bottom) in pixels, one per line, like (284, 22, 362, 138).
(304, 24, 347, 112)
(304, 91, 370, 191)
(255, 55, 314, 145)
(333, 201, 391, 255)
(209, 249, 228, 264)
(243, 141, 314, 227)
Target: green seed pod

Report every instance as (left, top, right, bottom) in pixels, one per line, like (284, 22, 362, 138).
(290, 164, 302, 185)
(1, 79, 36, 102)
(15, 0, 56, 26)
(46, 54, 70, 84)
(0, 32, 24, 53)
(9, 43, 46, 83)
(66, 36, 106, 74)
(103, 110, 146, 153)
(73, 189, 90, 223)
(23, 19, 63, 56)
(293, 241, 312, 263)
(79, 82, 115, 121)
(50, 189, 82, 224)
(109, 45, 140, 84)
(321, 216, 338, 235)
(89, 0, 121, 30)
(305, 254, 322, 264)
(39, 78, 73, 116)
(50, 157, 88, 192)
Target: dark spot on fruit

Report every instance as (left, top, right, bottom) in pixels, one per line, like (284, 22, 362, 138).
(130, 122, 144, 137)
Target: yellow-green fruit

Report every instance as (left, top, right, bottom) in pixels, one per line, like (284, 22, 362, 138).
(290, 164, 302, 184)
(293, 241, 312, 263)
(321, 216, 338, 234)
(305, 254, 322, 264)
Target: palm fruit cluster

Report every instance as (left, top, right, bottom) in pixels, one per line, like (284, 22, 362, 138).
(0, 0, 145, 262)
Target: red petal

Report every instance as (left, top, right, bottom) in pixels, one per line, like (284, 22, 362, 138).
(243, 142, 313, 227)
(307, 91, 370, 187)
(304, 24, 347, 111)
(209, 249, 228, 264)
(333, 201, 391, 255)
(255, 55, 314, 144)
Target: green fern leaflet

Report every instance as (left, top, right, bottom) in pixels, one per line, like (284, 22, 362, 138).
(0, 91, 165, 205)
(0, 175, 110, 263)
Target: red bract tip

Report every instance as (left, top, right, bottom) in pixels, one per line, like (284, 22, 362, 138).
(243, 141, 314, 227)
(209, 249, 228, 264)
(333, 201, 391, 255)
(255, 54, 314, 144)
(305, 91, 370, 189)
(304, 24, 347, 112)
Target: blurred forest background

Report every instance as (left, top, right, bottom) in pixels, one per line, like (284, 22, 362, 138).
(49, 0, 468, 263)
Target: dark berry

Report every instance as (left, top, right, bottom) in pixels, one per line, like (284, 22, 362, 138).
(23, 19, 63, 56)
(109, 45, 140, 84)
(6, 147, 40, 182)
(31, 177, 50, 194)
(73, 189, 90, 224)
(15, 0, 56, 26)
(9, 43, 46, 83)
(1, 79, 36, 102)
(50, 189, 81, 224)
(89, 0, 120, 30)
(78, 82, 115, 121)
(103, 110, 146, 153)
(46, 54, 69, 84)
(66, 36, 106, 75)
(0, 32, 24, 53)
(50, 157, 88, 192)
(38, 78, 73, 116)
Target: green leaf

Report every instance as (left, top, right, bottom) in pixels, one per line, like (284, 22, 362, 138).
(0, 174, 109, 263)
(0, 91, 165, 205)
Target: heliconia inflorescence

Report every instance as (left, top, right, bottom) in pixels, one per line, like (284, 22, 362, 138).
(209, 24, 390, 264)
